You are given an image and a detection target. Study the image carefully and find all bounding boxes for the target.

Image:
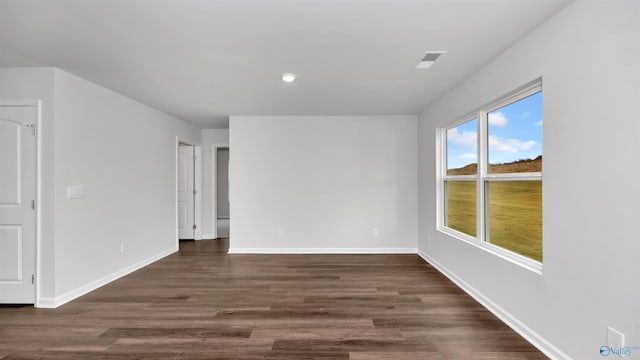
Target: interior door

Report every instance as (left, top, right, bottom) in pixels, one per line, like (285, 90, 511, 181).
(0, 105, 37, 304)
(178, 144, 194, 239)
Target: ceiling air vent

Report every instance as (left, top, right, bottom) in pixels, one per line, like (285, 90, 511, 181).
(416, 51, 446, 69)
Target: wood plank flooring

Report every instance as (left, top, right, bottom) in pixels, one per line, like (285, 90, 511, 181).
(0, 239, 547, 359)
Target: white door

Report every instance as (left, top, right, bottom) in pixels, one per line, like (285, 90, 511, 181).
(0, 105, 37, 304)
(178, 144, 194, 239)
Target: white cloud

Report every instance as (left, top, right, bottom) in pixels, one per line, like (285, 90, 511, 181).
(488, 135, 536, 153)
(488, 112, 508, 127)
(447, 128, 476, 148)
(534, 120, 543, 126)
(459, 152, 477, 160)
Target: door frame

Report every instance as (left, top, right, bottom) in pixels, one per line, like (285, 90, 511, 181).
(0, 99, 41, 306)
(212, 144, 229, 239)
(175, 137, 202, 246)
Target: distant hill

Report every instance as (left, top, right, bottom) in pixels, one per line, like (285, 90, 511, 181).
(447, 155, 542, 175)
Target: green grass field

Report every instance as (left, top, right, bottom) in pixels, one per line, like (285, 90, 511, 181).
(445, 181, 477, 237)
(446, 181, 542, 262)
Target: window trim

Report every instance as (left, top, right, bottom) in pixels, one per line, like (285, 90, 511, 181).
(437, 79, 543, 273)
(437, 116, 479, 245)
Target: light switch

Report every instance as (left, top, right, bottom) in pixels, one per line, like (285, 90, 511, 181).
(66, 185, 84, 199)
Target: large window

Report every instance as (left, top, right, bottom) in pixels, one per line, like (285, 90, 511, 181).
(445, 119, 477, 237)
(439, 80, 542, 269)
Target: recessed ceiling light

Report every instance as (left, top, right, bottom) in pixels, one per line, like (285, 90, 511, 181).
(281, 73, 296, 83)
(416, 51, 447, 69)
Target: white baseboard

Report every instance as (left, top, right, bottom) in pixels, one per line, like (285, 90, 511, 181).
(200, 234, 215, 240)
(37, 246, 178, 309)
(228, 247, 417, 254)
(417, 249, 572, 360)
(36, 297, 56, 308)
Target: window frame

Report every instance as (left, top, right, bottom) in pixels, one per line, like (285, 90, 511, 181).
(440, 117, 478, 242)
(437, 79, 543, 273)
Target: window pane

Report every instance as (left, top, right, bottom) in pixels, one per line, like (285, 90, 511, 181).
(488, 92, 542, 174)
(447, 119, 477, 176)
(445, 180, 476, 237)
(486, 180, 542, 262)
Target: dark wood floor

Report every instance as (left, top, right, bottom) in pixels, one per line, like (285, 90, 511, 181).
(0, 239, 547, 359)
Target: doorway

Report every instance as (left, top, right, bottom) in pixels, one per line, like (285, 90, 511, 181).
(214, 147, 229, 238)
(176, 140, 201, 241)
(0, 102, 38, 304)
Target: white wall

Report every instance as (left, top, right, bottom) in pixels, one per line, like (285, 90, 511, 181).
(229, 115, 417, 253)
(200, 129, 229, 238)
(417, 1, 640, 359)
(1, 67, 201, 306)
(51, 69, 201, 303)
(0, 67, 56, 300)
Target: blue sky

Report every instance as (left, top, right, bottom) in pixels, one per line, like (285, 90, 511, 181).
(447, 92, 542, 170)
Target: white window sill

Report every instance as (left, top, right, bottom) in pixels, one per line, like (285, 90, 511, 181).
(437, 226, 543, 275)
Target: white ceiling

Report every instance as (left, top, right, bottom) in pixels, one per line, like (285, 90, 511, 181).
(0, 0, 572, 128)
